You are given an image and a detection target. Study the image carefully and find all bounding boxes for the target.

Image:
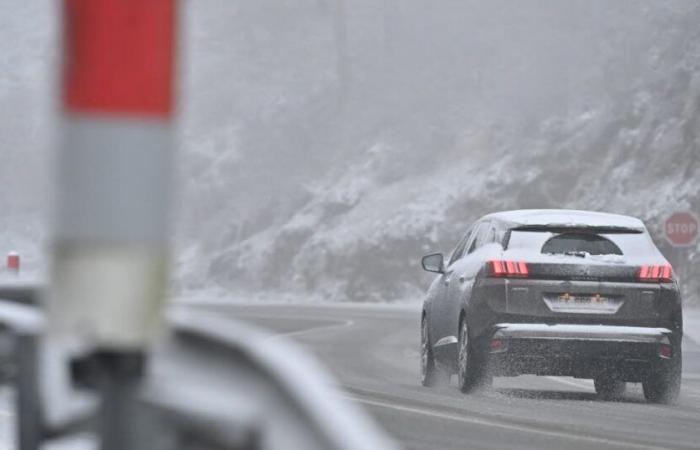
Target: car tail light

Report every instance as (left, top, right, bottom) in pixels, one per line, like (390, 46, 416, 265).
(659, 343, 673, 359)
(638, 264, 674, 283)
(489, 260, 529, 278)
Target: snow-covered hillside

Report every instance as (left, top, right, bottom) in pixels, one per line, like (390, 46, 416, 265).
(175, 1, 700, 303)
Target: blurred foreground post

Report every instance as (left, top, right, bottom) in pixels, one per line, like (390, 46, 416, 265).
(0, 2, 400, 449)
(52, 0, 177, 448)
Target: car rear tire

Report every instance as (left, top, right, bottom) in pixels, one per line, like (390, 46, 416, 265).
(421, 316, 448, 387)
(457, 319, 492, 393)
(594, 377, 626, 400)
(643, 347, 682, 405)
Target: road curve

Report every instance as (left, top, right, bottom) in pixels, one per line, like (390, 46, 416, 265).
(195, 302, 700, 450)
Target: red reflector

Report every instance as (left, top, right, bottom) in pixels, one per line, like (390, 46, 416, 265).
(659, 343, 673, 359)
(489, 260, 529, 278)
(6, 253, 19, 270)
(638, 264, 674, 283)
(63, 0, 177, 117)
(489, 338, 504, 352)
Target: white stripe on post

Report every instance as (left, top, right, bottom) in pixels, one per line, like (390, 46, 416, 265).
(49, 0, 177, 350)
(56, 118, 172, 243)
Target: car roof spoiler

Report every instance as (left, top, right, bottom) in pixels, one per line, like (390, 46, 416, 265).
(511, 225, 645, 234)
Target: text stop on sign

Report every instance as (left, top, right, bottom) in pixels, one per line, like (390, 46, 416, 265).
(665, 212, 699, 247)
(667, 222, 697, 234)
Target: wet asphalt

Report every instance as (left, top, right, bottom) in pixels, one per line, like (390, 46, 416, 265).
(203, 302, 700, 450)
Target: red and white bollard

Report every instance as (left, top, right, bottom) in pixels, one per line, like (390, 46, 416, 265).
(50, 0, 178, 351)
(41, 0, 178, 438)
(6, 252, 19, 274)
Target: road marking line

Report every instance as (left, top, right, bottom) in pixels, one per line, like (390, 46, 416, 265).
(265, 319, 355, 341)
(205, 309, 356, 341)
(347, 396, 667, 450)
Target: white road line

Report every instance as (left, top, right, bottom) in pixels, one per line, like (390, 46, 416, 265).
(212, 310, 357, 341)
(266, 319, 355, 341)
(348, 396, 667, 450)
(223, 312, 346, 323)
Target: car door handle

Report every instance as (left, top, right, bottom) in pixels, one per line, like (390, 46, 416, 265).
(459, 275, 466, 283)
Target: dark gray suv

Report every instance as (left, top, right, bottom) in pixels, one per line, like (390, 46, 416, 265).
(420, 209, 683, 404)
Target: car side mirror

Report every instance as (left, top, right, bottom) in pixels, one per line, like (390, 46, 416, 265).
(421, 253, 445, 274)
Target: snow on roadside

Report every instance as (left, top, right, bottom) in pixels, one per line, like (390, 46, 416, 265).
(685, 308, 700, 345)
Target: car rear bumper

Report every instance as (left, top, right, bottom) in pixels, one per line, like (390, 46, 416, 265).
(487, 323, 675, 380)
(491, 323, 673, 343)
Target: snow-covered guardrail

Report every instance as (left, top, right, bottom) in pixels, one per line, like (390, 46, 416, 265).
(0, 285, 397, 450)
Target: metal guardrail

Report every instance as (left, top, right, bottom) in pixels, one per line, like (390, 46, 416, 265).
(0, 284, 41, 308)
(0, 285, 398, 450)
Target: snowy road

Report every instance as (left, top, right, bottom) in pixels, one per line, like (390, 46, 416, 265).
(204, 302, 700, 450)
(1, 303, 699, 449)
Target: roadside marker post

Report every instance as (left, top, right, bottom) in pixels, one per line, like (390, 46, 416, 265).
(49, 1, 177, 449)
(6, 252, 19, 274)
(54, 0, 177, 350)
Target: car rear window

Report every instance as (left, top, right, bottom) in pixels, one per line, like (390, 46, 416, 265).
(505, 229, 659, 260)
(541, 232, 623, 256)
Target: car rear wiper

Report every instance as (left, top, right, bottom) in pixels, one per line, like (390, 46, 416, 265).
(513, 225, 644, 234)
(563, 251, 588, 258)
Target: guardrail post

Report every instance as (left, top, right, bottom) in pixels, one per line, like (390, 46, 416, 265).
(93, 352, 146, 450)
(15, 333, 41, 450)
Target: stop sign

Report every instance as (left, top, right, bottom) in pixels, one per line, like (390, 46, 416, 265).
(665, 212, 699, 247)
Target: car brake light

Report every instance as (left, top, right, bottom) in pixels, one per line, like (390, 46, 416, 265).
(489, 260, 529, 278)
(638, 264, 674, 283)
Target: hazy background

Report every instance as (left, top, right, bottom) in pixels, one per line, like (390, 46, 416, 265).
(2, 0, 699, 303)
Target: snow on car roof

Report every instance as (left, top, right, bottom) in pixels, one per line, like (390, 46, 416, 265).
(483, 209, 646, 231)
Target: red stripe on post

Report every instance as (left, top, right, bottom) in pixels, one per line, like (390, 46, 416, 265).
(63, 0, 176, 118)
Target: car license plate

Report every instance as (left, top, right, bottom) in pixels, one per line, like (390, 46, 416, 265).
(544, 293, 621, 314)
